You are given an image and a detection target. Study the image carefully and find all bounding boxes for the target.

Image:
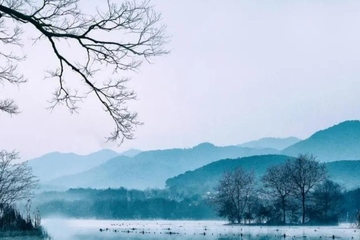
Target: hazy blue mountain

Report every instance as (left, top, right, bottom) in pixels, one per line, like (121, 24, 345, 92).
(326, 160, 360, 190)
(239, 137, 301, 150)
(120, 148, 141, 157)
(28, 149, 119, 182)
(47, 143, 279, 190)
(166, 155, 290, 195)
(166, 155, 360, 195)
(282, 120, 360, 161)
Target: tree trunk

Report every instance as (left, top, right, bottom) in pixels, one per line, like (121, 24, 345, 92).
(302, 193, 306, 224)
(281, 197, 286, 224)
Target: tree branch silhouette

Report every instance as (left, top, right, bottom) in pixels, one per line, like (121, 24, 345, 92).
(0, 0, 168, 141)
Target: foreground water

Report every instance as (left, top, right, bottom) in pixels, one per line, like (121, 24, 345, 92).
(41, 219, 360, 240)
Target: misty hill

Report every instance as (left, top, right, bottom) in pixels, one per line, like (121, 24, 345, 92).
(239, 137, 301, 150)
(166, 155, 360, 195)
(47, 143, 279, 190)
(166, 155, 290, 195)
(120, 148, 141, 157)
(282, 120, 360, 161)
(326, 161, 360, 190)
(28, 149, 119, 182)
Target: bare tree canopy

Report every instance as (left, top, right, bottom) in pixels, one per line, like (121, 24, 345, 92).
(209, 155, 345, 225)
(0, 150, 38, 206)
(285, 154, 327, 224)
(211, 167, 256, 223)
(311, 179, 344, 223)
(262, 163, 293, 224)
(0, 0, 168, 141)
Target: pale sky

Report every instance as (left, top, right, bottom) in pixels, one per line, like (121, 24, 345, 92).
(1, 0, 360, 160)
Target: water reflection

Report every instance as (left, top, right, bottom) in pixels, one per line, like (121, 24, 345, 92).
(41, 219, 360, 240)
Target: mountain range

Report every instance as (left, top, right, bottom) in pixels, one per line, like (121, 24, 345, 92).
(282, 120, 360, 161)
(28, 120, 360, 191)
(28, 149, 119, 182)
(28, 148, 141, 183)
(46, 143, 279, 189)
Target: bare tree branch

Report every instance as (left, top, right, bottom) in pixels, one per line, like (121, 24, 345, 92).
(0, 0, 168, 141)
(285, 154, 327, 224)
(211, 168, 256, 224)
(0, 150, 38, 207)
(0, 99, 19, 115)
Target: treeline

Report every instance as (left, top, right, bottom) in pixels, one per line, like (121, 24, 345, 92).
(35, 155, 360, 224)
(35, 185, 360, 224)
(209, 154, 354, 225)
(35, 188, 216, 219)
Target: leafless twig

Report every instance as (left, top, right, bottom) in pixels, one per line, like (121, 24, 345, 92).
(0, 0, 168, 141)
(0, 150, 38, 207)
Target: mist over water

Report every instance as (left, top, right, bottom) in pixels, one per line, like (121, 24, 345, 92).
(41, 219, 360, 240)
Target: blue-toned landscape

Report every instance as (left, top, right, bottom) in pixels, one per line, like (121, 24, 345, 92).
(1, 0, 360, 239)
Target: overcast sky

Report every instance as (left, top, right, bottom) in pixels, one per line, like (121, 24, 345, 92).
(1, 0, 360, 160)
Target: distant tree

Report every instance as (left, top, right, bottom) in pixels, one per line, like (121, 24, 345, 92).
(262, 163, 293, 224)
(0, 151, 38, 209)
(253, 203, 273, 224)
(211, 168, 256, 223)
(243, 195, 262, 224)
(0, 151, 41, 235)
(34, 208, 41, 229)
(285, 154, 327, 224)
(0, 205, 31, 232)
(0, 0, 168, 141)
(310, 179, 343, 224)
(342, 188, 360, 225)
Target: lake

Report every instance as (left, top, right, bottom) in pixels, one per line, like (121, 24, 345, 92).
(41, 219, 360, 240)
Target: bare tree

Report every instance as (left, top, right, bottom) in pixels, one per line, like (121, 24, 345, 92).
(356, 210, 360, 228)
(25, 199, 31, 223)
(262, 163, 293, 224)
(211, 167, 256, 223)
(0, 151, 38, 208)
(0, 0, 168, 141)
(285, 154, 327, 224)
(311, 179, 344, 224)
(34, 207, 41, 228)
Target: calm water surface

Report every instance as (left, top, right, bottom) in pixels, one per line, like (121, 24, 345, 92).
(41, 219, 360, 240)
